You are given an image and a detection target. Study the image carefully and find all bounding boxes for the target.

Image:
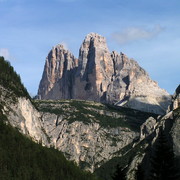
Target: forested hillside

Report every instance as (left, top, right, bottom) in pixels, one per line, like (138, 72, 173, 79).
(0, 111, 98, 180)
(0, 56, 29, 98)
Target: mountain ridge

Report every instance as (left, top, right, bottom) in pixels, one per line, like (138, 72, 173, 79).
(37, 33, 171, 115)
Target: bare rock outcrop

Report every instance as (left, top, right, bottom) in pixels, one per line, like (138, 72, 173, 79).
(140, 117, 157, 140)
(37, 33, 171, 114)
(35, 99, 151, 172)
(0, 85, 48, 145)
(74, 33, 114, 102)
(42, 113, 138, 172)
(38, 44, 78, 100)
(107, 51, 171, 115)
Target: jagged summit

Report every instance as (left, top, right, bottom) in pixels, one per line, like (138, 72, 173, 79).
(37, 33, 171, 114)
(53, 44, 65, 49)
(50, 44, 75, 58)
(82, 32, 109, 51)
(85, 32, 105, 39)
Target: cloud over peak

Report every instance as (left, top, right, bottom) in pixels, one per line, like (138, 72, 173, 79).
(111, 25, 164, 45)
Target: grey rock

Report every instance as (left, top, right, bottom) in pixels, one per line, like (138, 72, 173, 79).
(37, 44, 78, 100)
(140, 117, 157, 140)
(107, 52, 171, 115)
(0, 85, 48, 145)
(38, 100, 140, 172)
(74, 33, 114, 102)
(38, 33, 171, 115)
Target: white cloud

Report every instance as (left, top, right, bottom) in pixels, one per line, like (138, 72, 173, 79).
(111, 25, 164, 45)
(0, 48, 10, 60)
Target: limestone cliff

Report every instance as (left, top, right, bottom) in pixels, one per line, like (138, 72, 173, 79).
(38, 44, 78, 100)
(74, 33, 114, 102)
(38, 33, 171, 115)
(0, 85, 48, 145)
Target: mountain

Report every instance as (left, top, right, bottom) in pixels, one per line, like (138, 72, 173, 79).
(38, 44, 78, 100)
(0, 56, 179, 180)
(37, 33, 171, 115)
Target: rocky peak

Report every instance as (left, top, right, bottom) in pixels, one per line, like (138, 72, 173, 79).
(84, 33, 108, 50)
(38, 33, 171, 114)
(48, 44, 77, 72)
(74, 33, 114, 101)
(77, 33, 112, 77)
(37, 44, 78, 100)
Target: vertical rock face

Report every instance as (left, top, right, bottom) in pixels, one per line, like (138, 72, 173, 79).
(74, 33, 114, 102)
(0, 85, 48, 145)
(37, 33, 171, 114)
(37, 44, 78, 100)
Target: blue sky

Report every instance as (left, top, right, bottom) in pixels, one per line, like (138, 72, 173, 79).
(0, 0, 179, 96)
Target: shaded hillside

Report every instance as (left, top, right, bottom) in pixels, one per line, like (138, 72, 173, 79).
(94, 139, 147, 180)
(0, 111, 98, 180)
(94, 106, 180, 180)
(0, 56, 29, 98)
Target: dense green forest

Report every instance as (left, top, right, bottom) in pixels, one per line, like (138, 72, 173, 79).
(0, 56, 30, 98)
(0, 112, 98, 180)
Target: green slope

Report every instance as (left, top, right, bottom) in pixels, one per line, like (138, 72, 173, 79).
(0, 56, 30, 98)
(34, 99, 158, 132)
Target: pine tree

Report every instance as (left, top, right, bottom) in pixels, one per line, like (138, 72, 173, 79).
(112, 165, 126, 180)
(148, 127, 180, 180)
